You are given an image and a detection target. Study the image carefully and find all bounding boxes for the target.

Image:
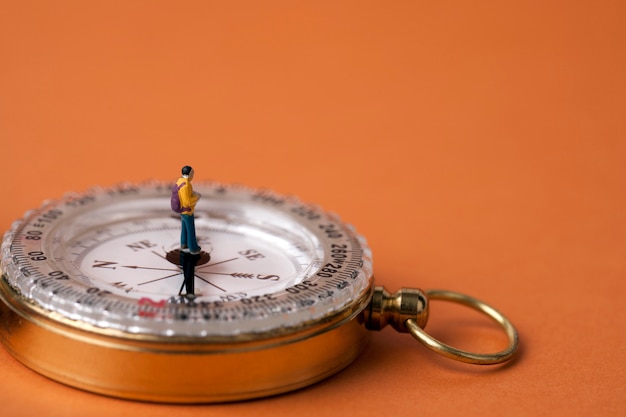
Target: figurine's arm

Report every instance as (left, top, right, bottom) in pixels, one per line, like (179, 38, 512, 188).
(179, 181, 200, 213)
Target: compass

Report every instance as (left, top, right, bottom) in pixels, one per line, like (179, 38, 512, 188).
(0, 181, 518, 403)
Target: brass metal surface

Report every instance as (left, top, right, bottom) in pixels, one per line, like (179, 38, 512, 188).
(363, 286, 429, 332)
(0, 278, 371, 402)
(405, 289, 519, 365)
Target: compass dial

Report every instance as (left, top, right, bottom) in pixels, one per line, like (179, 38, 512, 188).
(69, 219, 310, 300)
(2, 182, 373, 337)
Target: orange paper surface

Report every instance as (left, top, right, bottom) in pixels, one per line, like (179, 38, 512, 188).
(1, 1, 624, 416)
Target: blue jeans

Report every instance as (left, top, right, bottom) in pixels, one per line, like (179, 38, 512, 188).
(180, 214, 200, 253)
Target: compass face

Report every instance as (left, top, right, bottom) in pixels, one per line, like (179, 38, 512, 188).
(67, 215, 315, 301)
(2, 182, 373, 337)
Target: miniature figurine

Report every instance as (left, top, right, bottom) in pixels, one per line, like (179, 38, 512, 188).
(171, 165, 202, 299)
(174, 165, 201, 254)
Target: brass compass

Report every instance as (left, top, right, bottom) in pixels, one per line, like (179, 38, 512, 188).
(0, 182, 518, 402)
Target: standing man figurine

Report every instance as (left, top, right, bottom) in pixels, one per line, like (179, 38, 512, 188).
(176, 165, 201, 254)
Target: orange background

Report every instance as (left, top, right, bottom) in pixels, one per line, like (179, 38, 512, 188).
(1, 1, 624, 416)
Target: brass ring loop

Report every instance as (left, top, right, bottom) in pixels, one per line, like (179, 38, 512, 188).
(405, 289, 519, 365)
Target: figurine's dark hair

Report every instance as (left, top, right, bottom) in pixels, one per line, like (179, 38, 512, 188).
(181, 166, 193, 176)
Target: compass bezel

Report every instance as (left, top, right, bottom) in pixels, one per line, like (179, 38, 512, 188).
(1, 181, 373, 339)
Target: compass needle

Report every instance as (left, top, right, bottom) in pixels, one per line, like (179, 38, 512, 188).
(194, 274, 227, 292)
(0, 181, 518, 403)
(197, 257, 239, 269)
(150, 250, 166, 260)
(123, 265, 179, 272)
(136, 272, 182, 286)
